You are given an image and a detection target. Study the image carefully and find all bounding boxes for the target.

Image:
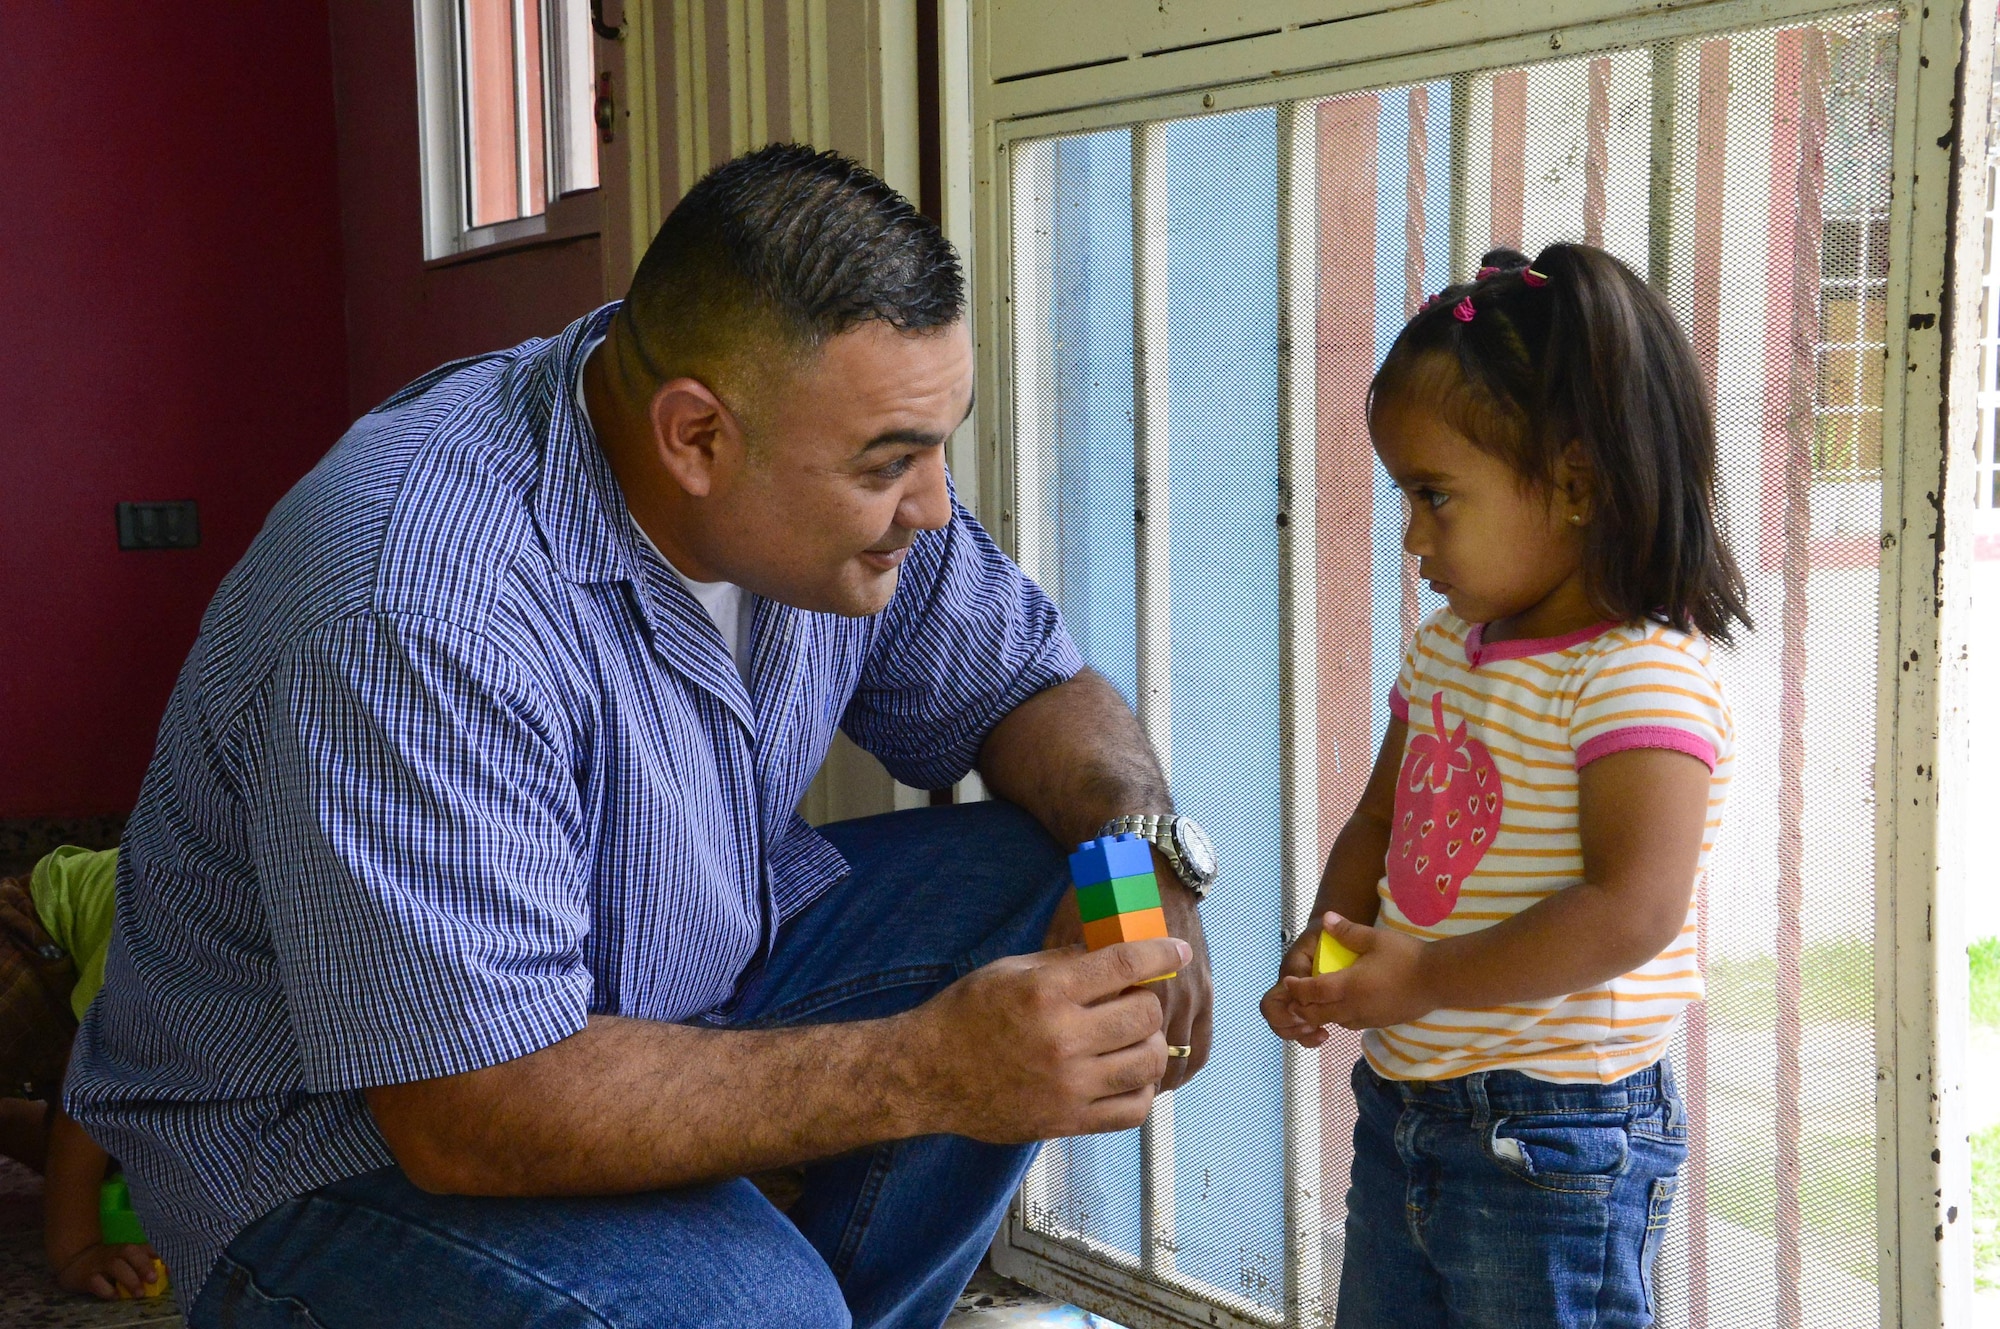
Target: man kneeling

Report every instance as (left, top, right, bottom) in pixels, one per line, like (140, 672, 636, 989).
(66, 145, 1216, 1329)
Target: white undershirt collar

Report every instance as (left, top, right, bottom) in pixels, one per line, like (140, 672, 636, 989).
(576, 334, 753, 677)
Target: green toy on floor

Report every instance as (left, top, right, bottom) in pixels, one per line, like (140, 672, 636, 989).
(0, 846, 169, 1300)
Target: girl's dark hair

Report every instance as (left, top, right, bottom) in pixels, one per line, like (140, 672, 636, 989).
(1370, 243, 1751, 642)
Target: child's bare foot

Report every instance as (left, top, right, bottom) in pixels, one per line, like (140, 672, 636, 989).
(54, 1242, 165, 1299)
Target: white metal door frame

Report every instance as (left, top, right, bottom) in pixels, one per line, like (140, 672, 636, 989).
(965, 1, 1992, 1325)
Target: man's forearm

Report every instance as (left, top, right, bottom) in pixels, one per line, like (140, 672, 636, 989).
(367, 1012, 926, 1196)
(366, 934, 1185, 1197)
(977, 669, 1172, 848)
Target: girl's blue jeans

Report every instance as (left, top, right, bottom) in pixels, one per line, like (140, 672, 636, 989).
(1336, 1055, 1687, 1328)
(187, 801, 1072, 1329)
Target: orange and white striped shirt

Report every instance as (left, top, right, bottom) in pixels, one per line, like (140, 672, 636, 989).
(1361, 610, 1733, 1085)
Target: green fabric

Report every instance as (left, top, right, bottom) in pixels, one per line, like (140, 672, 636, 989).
(29, 846, 120, 1021)
(1074, 872, 1161, 924)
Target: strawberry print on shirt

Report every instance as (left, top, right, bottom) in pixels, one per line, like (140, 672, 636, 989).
(1387, 689, 1503, 926)
(1364, 610, 1735, 1085)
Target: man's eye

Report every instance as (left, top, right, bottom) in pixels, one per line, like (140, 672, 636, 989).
(874, 456, 916, 480)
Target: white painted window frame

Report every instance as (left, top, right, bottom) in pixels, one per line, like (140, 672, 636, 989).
(963, 2, 1992, 1325)
(413, 0, 603, 260)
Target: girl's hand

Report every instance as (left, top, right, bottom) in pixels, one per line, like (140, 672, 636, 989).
(53, 1242, 163, 1299)
(1279, 912, 1437, 1032)
(1260, 926, 1322, 1045)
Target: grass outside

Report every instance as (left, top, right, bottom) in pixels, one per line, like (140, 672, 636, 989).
(1973, 939, 2000, 1291)
(1681, 941, 1880, 1283)
(1704, 938, 1874, 1028)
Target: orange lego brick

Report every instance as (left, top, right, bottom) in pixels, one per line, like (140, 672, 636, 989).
(1080, 906, 1169, 950)
(1079, 909, 1175, 981)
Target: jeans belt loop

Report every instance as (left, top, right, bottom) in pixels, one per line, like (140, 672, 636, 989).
(1467, 1070, 1491, 1129)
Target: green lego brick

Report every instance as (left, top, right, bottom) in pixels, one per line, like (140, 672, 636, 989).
(99, 1175, 148, 1247)
(1074, 871, 1162, 923)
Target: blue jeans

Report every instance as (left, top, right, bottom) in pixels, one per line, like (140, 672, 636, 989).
(189, 801, 1072, 1329)
(1336, 1056, 1687, 1329)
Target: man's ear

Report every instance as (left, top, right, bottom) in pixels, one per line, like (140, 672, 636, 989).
(647, 377, 740, 499)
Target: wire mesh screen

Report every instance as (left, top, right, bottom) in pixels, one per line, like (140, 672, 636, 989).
(1007, 9, 1896, 1327)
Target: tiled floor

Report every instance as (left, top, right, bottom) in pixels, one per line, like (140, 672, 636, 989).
(0, 1158, 1112, 1328)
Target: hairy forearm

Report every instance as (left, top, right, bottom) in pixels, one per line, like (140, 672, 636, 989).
(367, 1012, 929, 1196)
(1419, 878, 1689, 1010)
(976, 669, 1172, 849)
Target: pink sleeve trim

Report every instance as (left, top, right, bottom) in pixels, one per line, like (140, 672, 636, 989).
(1575, 725, 1717, 772)
(1388, 687, 1410, 722)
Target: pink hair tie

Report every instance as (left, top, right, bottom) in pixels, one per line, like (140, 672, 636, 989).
(1476, 265, 1501, 279)
(1522, 268, 1550, 287)
(1452, 296, 1477, 322)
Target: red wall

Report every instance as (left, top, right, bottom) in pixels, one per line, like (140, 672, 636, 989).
(0, 4, 352, 817)
(328, 2, 607, 418)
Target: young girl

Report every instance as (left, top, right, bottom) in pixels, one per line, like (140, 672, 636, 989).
(1261, 243, 1748, 1328)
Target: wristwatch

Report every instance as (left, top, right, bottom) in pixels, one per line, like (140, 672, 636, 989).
(1097, 814, 1217, 901)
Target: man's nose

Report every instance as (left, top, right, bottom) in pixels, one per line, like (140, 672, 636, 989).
(898, 447, 953, 532)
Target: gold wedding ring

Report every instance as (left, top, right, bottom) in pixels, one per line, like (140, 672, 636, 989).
(1166, 1045, 1192, 1058)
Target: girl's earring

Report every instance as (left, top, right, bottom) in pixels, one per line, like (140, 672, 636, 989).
(1567, 513, 1585, 525)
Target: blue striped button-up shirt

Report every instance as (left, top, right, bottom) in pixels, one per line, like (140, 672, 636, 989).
(66, 303, 1081, 1301)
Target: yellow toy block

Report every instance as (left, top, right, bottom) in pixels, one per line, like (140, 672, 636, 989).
(115, 1258, 170, 1299)
(1315, 930, 1358, 975)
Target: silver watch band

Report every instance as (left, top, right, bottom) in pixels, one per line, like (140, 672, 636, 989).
(1097, 813, 1206, 900)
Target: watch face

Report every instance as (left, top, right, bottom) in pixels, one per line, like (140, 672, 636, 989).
(1173, 818, 1217, 882)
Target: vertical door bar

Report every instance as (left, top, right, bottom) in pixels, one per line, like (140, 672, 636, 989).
(1647, 41, 1680, 291)
(1006, 139, 1061, 1228)
(1682, 37, 1731, 1329)
(1448, 77, 1473, 282)
(1010, 141, 1055, 598)
(1131, 120, 1177, 1281)
(1771, 30, 1828, 1322)
(1489, 69, 1527, 252)
(1400, 87, 1429, 643)
(1884, 0, 1989, 1321)
(1276, 100, 1323, 1329)
(1584, 56, 1612, 248)
(1312, 91, 1382, 1309)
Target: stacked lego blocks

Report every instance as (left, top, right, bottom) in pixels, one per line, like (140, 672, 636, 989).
(1068, 833, 1175, 982)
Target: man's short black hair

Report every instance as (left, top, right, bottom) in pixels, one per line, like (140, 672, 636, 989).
(618, 144, 963, 394)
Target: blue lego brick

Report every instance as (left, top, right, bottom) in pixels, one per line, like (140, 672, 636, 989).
(1068, 833, 1155, 887)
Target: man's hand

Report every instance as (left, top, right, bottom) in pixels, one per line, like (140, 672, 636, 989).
(910, 936, 1188, 1141)
(1276, 912, 1436, 1033)
(977, 669, 1216, 1094)
(1151, 854, 1212, 1090)
(1042, 848, 1211, 1092)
